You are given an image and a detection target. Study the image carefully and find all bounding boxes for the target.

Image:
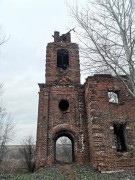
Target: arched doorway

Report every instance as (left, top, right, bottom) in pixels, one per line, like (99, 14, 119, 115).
(54, 131, 74, 163)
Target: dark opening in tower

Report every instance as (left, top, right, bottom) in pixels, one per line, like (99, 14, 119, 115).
(57, 49, 69, 70)
(59, 99, 69, 111)
(113, 123, 127, 152)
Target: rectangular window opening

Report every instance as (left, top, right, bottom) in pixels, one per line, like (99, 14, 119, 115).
(108, 91, 119, 103)
(57, 49, 69, 70)
(113, 123, 127, 152)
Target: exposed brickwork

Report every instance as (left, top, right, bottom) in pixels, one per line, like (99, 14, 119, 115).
(85, 75, 135, 171)
(45, 42, 80, 84)
(36, 32, 135, 172)
(36, 32, 89, 169)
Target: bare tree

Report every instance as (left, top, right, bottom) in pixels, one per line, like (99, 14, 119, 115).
(70, 0, 135, 98)
(19, 135, 35, 173)
(0, 17, 12, 164)
(0, 28, 6, 46)
(0, 85, 14, 163)
(60, 137, 72, 157)
(56, 137, 72, 163)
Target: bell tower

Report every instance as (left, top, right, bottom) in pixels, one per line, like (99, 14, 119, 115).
(35, 31, 89, 169)
(46, 31, 80, 84)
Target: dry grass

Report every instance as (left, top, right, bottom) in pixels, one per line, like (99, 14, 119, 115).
(0, 159, 27, 175)
(59, 165, 76, 180)
(4, 163, 135, 180)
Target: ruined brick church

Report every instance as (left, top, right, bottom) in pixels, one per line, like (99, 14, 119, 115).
(36, 31, 135, 172)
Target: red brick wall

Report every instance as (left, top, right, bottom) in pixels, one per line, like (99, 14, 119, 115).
(45, 42, 80, 84)
(85, 75, 135, 172)
(35, 84, 90, 169)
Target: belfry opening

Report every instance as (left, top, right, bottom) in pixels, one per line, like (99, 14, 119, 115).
(57, 49, 69, 70)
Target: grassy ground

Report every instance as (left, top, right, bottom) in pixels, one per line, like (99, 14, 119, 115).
(3, 164, 135, 180)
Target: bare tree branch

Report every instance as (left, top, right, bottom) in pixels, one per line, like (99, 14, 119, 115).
(70, 0, 135, 98)
(0, 86, 14, 163)
(19, 135, 35, 173)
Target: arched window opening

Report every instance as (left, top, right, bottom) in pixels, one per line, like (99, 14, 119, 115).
(55, 136, 72, 163)
(57, 49, 69, 70)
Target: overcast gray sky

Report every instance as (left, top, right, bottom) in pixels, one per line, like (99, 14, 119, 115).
(0, 0, 86, 144)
